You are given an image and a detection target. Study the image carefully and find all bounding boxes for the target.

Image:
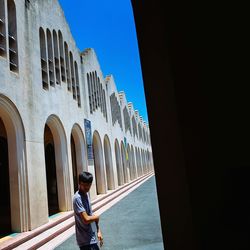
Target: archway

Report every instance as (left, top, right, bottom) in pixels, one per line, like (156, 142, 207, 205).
(147, 150, 150, 173)
(104, 135, 115, 190)
(44, 125, 59, 216)
(138, 149, 143, 176)
(135, 148, 140, 177)
(71, 134, 77, 192)
(0, 95, 29, 233)
(121, 141, 129, 183)
(0, 118, 11, 237)
(71, 124, 88, 193)
(114, 139, 123, 186)
(127, 144, 133, 180)
(141, 149, 145, 174)
(93, 131, 107, 194)
(131, 145, 137, 179)
(44, 115, 71, 215)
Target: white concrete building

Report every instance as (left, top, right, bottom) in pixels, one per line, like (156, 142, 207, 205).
(0, 0, 154, 237)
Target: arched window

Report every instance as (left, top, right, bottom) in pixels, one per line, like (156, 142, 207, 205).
(98, 77, 101, 108)
(87, 73, 92, 113)
(91, 72, 95, 111)
(103, 89, 107, 121)
(95, 72, 99, 107)
(0, 0, 6, 57)
(100, 85, 104, 113)
(93, 72, 97, 109)
(8, 0, 18, 72)
(64, 42, 71, 89)
(46, 29, 55, 86)
(58, 31, 65, 82)
(69, 51, 76, 98)
(74, 61, 81, 107)
(53, 30, 60, 85)
(39, 27, 48, 89)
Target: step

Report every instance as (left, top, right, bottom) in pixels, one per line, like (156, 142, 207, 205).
(15, 173, 154, 250)
(0, 212, 74, 250)
(14, 217, 75, 250)
(0, 172, 154, 250)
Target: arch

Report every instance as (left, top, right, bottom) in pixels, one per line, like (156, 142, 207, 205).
(0, 94, 29, 233)
(121, 141, 129, 183)
(127, 144, 133, 180)
(44, 115, 71, 214)
(131, 145, 137, 179)
(143, 150, 146, 174)
(141, 149, 146, 174)
(140, 148, 145, 174)
(103, 135, 115, 190)
(44, 130, 59, 216)
(148, 150, 151, 172)
(143, 150, 147, 173)
(71, 123, 88, 193)
(141, 149, 144, 174)
(114, 139, 123, 186)
(7, 0, 18, 72)
(137, 148, 143, 176)
(151, 152, 154, 171)
(92, 131, 107, 194)
(0, 119, 11, 237)
(145, 150, 149, 173)
(135, 147, 140, 176)
(148, 151, 151, 172)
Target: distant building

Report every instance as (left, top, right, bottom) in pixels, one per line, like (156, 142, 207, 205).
(0, 0, 154, 236)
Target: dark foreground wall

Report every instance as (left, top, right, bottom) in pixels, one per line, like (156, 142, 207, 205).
(131, 1, 250, 250)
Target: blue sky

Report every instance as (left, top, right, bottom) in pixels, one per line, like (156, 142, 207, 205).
(58, 0, 148, 123)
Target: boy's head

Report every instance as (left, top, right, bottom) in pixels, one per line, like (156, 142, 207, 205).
(78, 171, 93, 193)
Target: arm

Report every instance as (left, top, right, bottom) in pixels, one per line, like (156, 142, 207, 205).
(80, 211, 99, 224)
(95, 219, 104, 247)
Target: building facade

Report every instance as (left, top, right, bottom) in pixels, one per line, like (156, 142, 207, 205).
(0, 0, 154, 237)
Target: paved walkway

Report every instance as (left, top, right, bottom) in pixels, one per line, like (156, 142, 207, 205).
(55, 176, 164, 250)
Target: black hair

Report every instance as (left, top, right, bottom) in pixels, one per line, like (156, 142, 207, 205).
(79, 171, 93, 183)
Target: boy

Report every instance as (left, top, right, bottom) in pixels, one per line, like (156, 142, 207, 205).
(73, 171, 103, 250)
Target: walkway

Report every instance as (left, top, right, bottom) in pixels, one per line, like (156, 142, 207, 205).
(55, 176, 164, 250)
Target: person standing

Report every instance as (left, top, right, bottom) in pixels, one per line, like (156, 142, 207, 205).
(73, 171, 103, 250)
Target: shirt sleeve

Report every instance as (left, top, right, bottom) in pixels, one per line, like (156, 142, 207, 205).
(73, 196, 86, 214)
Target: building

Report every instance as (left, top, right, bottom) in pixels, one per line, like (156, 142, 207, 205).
(0, 0, 154, 237)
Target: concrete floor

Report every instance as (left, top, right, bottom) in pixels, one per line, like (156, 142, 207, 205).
(55, 176, 164, 250)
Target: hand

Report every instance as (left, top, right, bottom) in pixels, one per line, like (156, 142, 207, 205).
(97, 230, 104, 247)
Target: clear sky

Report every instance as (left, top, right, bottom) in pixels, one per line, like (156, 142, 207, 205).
(58, 0, 148, 123)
